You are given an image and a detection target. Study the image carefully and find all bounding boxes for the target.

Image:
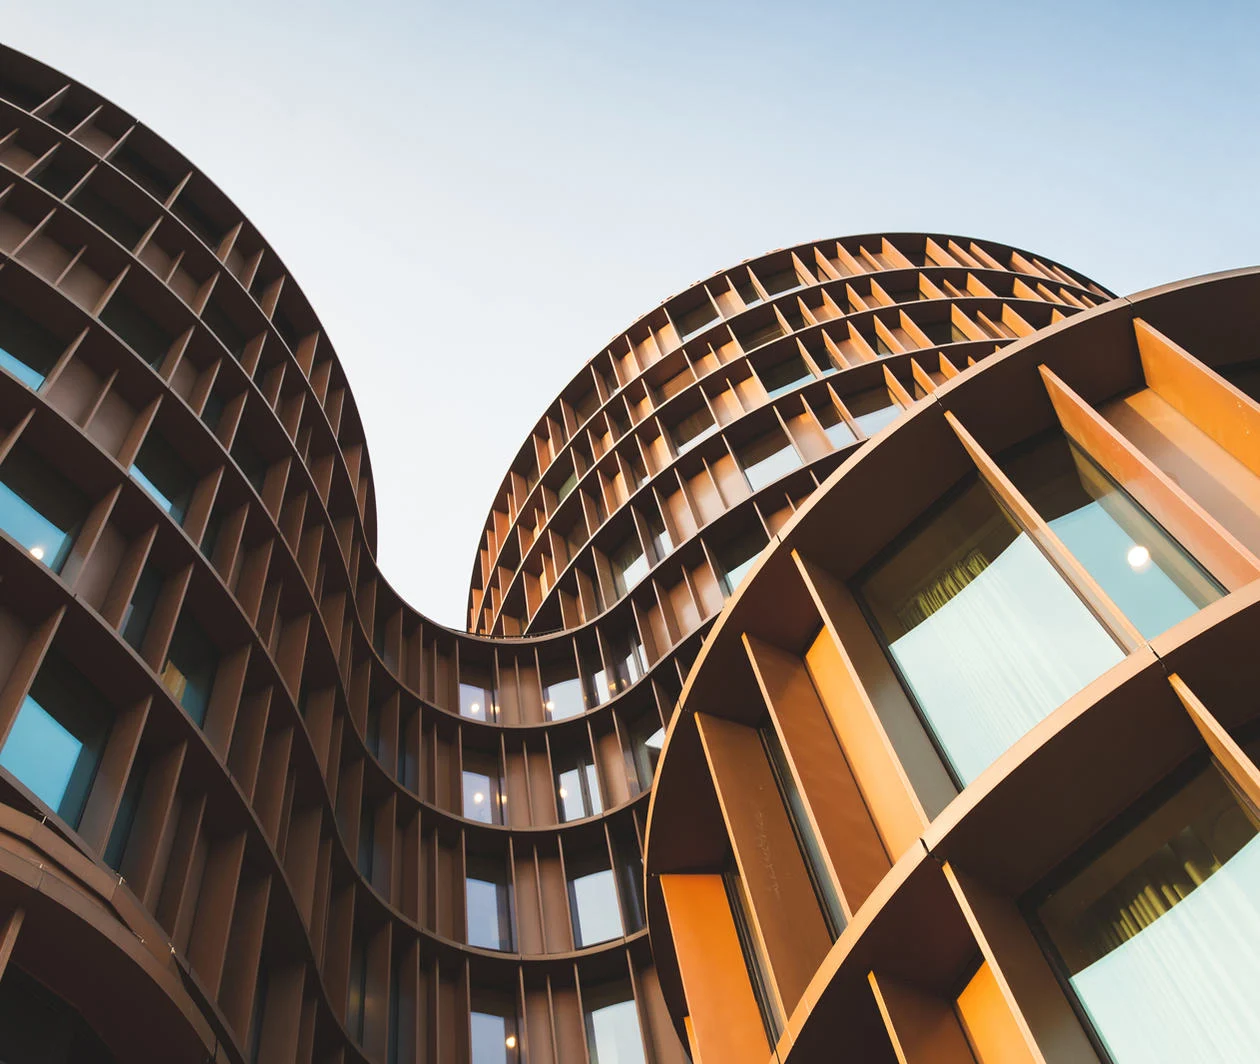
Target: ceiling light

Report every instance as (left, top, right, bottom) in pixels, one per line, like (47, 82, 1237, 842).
(29, 546, 44, 560)
(505, 1034, 517, 1049)
(473, 792, 484, 803)
(557, 787, 568, 799)
(1127, 544, 1151, 571)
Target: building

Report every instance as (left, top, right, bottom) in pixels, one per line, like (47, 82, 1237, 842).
(642, 267, 1260, 1064)
(0, 42, 1142, 1064)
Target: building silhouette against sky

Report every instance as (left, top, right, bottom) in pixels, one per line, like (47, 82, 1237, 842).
(0, 40, 1256, 1064)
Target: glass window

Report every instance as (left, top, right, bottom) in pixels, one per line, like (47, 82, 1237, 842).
(628, 715, 665, 794)
(815, 403, 857, 449)
(556, 466, 579, 504)
(121, 564, 163, 651)
(761, 725, 845, 939)
(644, 509, 671, 565)
(672, 295, 718, 340)
(347, 936, 367, 1041)
(614, 840, 646, 932)
(0, 301, 60, 389)
(0, 655, 109, 828)
(0, 445, 85, 571)
(1003, 435, 1223, 640)
(608, 629, 646, 694)
(843, 387, 902, 437)
(672, 404, 717, 455)
(543, 660, 585, 721)
(610, 533, 649, 597)
(471, 991, 520, 1064)
(733, 274, 762, 309)
(161, 613, 219, 727)
(584, 983, 647, 1064)
(556, 752, 603, 822)
(738, 429, 801, 491)
(857, 474, 1125, 784)
(716, 528, 768, 596)
(466, 855, 513, 951)
(568, 860, 624, 947)
(462, 751, 505, 825)
(725, 862, 783, 1044)
(459, 672, 497, 721)
(758, 352, 813, 399)
(1034, 761, 1260, 1064)
(103, 754, 146, 870)
(130, 434, 195, 525)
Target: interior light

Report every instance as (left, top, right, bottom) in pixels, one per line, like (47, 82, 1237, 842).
(473, 792, 484, 803)
(1127, 544, 1151, 571)
(557, 787, 568, 799)
(29, 546, 44, 560)
(499, 794, 507, 803)
(470, 702, 480, 713)
(545, 700, 555, 711)
(505, 1034, 517, 1049)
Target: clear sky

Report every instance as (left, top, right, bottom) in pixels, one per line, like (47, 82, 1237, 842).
(3, 0, 1258, 627)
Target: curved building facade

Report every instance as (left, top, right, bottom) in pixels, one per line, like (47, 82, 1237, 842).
(0, 42, 1119, 1064)
(643, 268, 1260, 1064)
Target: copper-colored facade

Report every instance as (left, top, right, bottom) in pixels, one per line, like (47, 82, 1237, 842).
(644, 268, 1260, 1064)
(0, 43, 1124, 1064)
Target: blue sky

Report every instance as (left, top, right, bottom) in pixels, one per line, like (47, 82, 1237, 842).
(3, 0, 1258, 626)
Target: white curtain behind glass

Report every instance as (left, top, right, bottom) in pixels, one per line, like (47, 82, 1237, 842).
(889, 534, 1123, 783)
(1072, 832, 1260, 1062)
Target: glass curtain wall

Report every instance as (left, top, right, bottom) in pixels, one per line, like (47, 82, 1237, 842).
(1001, 434, 1222, 640)
(857, 473, 1125, 784)
(1034, 760, 1260, 1063)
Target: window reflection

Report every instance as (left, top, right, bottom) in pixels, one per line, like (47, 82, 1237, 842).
(569, 859, 624, 947)
(130, 433, 194, 524)
(738, 429, 801, 491)
(160, 613, 219, 727)
(584, 984, 647, 1064)
(0, 445, 85, 571)
(471, 991, 520, 1064)
(463, 751, 505, 825)
(543, 663, 585, 721)
(459, 673, 497, 721)
(466, 855, 513, 952)
(1003, 434, 1223, 640)
(815, 403, 857, 449)
(556, 751, 602, 822)
(843, 387, 902, 437)
(627, 716, 665, 795)
(0, 655, 108, 828)
(757, 353, 813, 399)
(1035, 761, 1260, 1063)
(716, 528, 768, 596)
(858, 474, 1124, 784)
(0, 301, 60, 389)
(610, 533, 649, 597)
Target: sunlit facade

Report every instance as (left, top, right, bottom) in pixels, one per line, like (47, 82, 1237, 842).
(644, 268, 1260, 1064)
(0, 41, 1128, 1064)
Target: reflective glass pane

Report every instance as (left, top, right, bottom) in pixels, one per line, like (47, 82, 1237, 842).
(816, 404, 857, 448)
(0, 448, 82, 571)
(611, 535, 649, 597)
(543, 673, 585, 721)
(0, 302, 60, 390)
(1037, 763, 1260, 1063)
(1003, 435, 1223, 640)
(471, 1006, 519, 1064)
(859, 475, 1124, 784)
(0, 660, 107, 828)
(466, 863, 513, 951)
(161, 615, 218, 726)
(758, 353, 813, 399)
(459, 678, 496, 721)
(672, 405, 716, 454)
(739, 430, 801, 491)
(570, 867, 623, 946)
(130, 435, 194, 524)
(585, 992, 647, 1064)
(844, 387, 901, 437)
(462, 758, 503, 825)
(556, 758, 602, 822)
